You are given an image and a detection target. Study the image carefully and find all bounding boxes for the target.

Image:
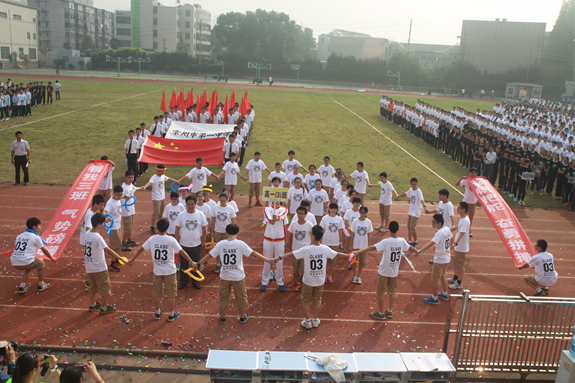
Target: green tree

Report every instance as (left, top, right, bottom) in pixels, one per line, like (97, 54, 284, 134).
(387, 51, 422, 85)
(78, 60, 85, 69)
(544, 0, 575, 78)
(80, 35, 94, 52)
(109, 38, 120, 50)
(177, 37, 190, 55)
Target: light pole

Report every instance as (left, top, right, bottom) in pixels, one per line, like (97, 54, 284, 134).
(215, 60, 225, 77)
(291, 64, 300, 83)
(105, 55, 129, 77)
(387, 70, 400, 88)
(128, 57, 150, 76)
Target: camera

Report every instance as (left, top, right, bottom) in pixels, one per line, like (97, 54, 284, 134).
(0, 341, 18, 357)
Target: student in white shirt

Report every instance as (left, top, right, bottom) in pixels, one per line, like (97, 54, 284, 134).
(279, 225, 349, 329)
(200, 223, 275, 324)
(217, 152, 246, 201)
(425, 189, 455, 231)
(343, 196, 362, 253)
(395, 177, 426, 246)
(140, 164, 180, 234)
(307, 179, 329, 224)
(135, 125, 147, 176)
(210, 193, 237, 276)
(417, 214, 453, 305)
(124, 130, 139, 181)
(456, 168, 479, 237)
(368, 171, 398, 232)
(222, 135, 240, 163)
(261, 201, 289, 291)
(150, 116, 162, 137)
(282, 150, 308, 177)
(80, 195, 106, 248)
(518, 239, 559, 296)
(287, 164, 304, 189)
(268, 162, 286, 186)
(348, 161, 369, 205)
(319, 203, 345, 284)
(447, 202, 470, 290)
(195, 190, 212, 240)
(304, 165, 320, 192)
(245, 151, 270, 207)
(130, 218, 194, 322)
(318, 156, 336, 200)
(11, 217, 57, 294)
(95, 156, 115, 201)
(350, 206, 373, 284)
(83, 214, 123, 315)
(104, 185, 129, 272)
(162, 191, 185, 237)
(178, 157, 219, 193)
(121, 171, 139, 251)
(353, 221, 417, 320)
(287, 206, 314, 291)
(287, 177, 308, 220)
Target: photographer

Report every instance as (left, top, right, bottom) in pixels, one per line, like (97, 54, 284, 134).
(10, 352, 56, 383)
(53, 357, 105, 383)
(0, 344, 15, 383)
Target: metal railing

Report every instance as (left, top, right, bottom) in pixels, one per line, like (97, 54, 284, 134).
(443, 290, 575, 379)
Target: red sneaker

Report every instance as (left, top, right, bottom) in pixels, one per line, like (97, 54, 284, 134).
(326, 276, 334, 284)
(292, 282, 301, 291)
(255, 201, 263, 206)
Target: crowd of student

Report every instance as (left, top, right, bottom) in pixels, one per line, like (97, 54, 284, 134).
(6, 96, 560, 334)
(379, 96, 575, 207)
(0, 78, 61, 120)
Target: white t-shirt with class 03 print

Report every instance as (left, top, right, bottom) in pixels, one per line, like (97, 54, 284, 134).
(293, 244, 338, 287)
(436, 201, 454, 229)
(83, 231, 108, 273)
(453, 216, 471, 253)
(211, 204, 236, 233)
(351, 170, 369, 194)
(246, 159, 268, 183)
(319, 215, 344, 246)
(318, 164, 335, 186)
(405, 188, 424, 218)
(163, 203, 185, 235)
(529, 252, 558, 286)
(175, 210, 208, 247)
(459, 179, 478, 204)
(209, 239, 254, 281)
(10, 231, 44, 267)
(150, 174, 168, 201)
(351, 218, 373, 249)
(374, 237, 410, 277)
(121, 183, 137, 217)
(142, 234, 182, 276)
(104, 198, 122, 230)
(288, 187, 308, 215)
(185, 167, 212, 193)
(304, 174, 320, 190)
(222, 161, 241, 185)
(282, 159, 301, 176)
(288, 220, 314, 251)
(307, 188, 329, 216)
(432, 226, 453, 264)
(378, 181, 395, 206)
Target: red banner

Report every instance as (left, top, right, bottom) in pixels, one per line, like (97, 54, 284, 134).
(139, 135, 225, 166)
(35, 160, 112, 260)
(465, 176, 536, 267)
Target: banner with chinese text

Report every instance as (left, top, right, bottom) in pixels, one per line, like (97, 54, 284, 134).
(465, 176, 536, 267)
(36, 160, 112, 260)
(165, 121, 234, 140)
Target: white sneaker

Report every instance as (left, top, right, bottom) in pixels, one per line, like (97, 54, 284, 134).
(301, 319, 312, 329)
(449, 282, 463, 290)
(447, 278, 456, 283)
(312, 318, 321, 328)
(351, 276, 358, 284)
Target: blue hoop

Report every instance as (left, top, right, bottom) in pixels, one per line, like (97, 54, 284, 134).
(121, 196, 137, 212)
(103, 214, 114, 235)
(169, 182, 179, 193)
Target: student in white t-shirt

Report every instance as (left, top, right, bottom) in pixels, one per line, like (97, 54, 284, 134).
(121, 170, 139, 251)
(518, 239, 559, 296)
(162, 191, 185, 236)
(200, 223, 275, 324)
(456, 168, 479, 237)
(368, 171, 398, 233)
(395, 177, 426, 246)
(350, 206, 373, 284)
(130, 218, 194, 322)
(343, 196, 362, 253)
(268, 162, 286, 187)
(178, 185, 191, 206)
(279, 225, 349, 329)
(245, 151, 271, 207)
(95, 156, 115, 201)
(83, 213, 123, 314)
(11, 217, 57, 294)
(261, 202, 289, 291)
(348, 161, 369, 205)
(211, 193, 237, 275)
(319, 202, 345, 284)
(287, 177, 308, 221)
(318, 156, 336, 201)
(287, 206, 314, 291)
(282, 150, 307, 178)
(217, 152, 246, 201)
(80, 195, 106, 247)
(195, 190, 212, 240)
(178, 157, 219, 193)
(104, 185, 128, 272)
(339, 186, 356, 216)
(353, 220, 416, 320)
(447, 202, 470, 290)
(140, 164, 180, 234)
(219, 188, 239, 213)
(417, 214, 453, 305)
(307, 179, 329, 224)
(425, 189, 455, 231)
(304, 165, 320, 193)
(286, 164, 304, 189)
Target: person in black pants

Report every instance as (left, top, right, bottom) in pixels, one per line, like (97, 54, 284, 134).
(40, 81, 46, 105)
(516, 160, 530, 205)
(10, 131, 30, 185)
(545, 154, 560, 195)
(124, 130, 139, 184)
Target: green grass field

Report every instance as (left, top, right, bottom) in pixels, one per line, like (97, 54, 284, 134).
(0, 76, 567, 210)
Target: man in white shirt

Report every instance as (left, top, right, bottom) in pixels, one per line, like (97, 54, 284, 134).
(217, 152, 246, 201)
(456, 168, 479, 237)
(222, 134, 240, 163)
(135, 125, 147, 176)
(484, 145, 497, 184)
(260, 202, 289, 291)
(395, 178, 426, 246)
(96, 156, 115, 201)
(178, 157, 219, 193)
(124, 130, 139, 182)
(318, 156, 336, 200)
(10, 131, 30, 185)
(447, 202, 470, 290)
(140, 164, 180, 234)
(54, 80, 61, 100)
(425, 189, 455, 231)
(518, 239, 559, 296)
(287, 206, 314, 291)
(245, 151, 270, 207)
(150, 116, 162, 137)
(347, 162, 369, 204)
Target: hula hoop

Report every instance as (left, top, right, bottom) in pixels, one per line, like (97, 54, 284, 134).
(169, 182, 179, 193)
(103, 214, 114, 235)
(121, 196, 137, 212)
(205, 238, 215, 250)
(118, 256, 129, 265)
(183, 268, 205, 281)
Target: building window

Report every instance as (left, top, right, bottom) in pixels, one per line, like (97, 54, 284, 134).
(177, 20, 180, 27)
(117, 16, 131, 24)
(0, 12, 7, 18)
(27, 32, 30, 39)
(153, 30, 157, 37)
(153, 17, 157, 25)
(177, 32, 181, 39)
(153, 41, 158, 49)
(33, 33, 36, 39)
(117, 28, 131, 36)
(185, 21, 190, 28)
(29, 48, 36, 60)
(185, 32, 190, 39)
(0, 47, 9, 59)
(13, 14, 22, 20)
(186, 10, 190, 16)
(153, 6, 157, 14)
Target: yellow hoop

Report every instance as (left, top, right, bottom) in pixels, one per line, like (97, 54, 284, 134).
(118, 256, 129, 265)
(205, 238, 215, 250)
(183, 268, 205, 281)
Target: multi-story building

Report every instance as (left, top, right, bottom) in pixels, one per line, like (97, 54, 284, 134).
(317, 29, 391, 62)
(392, 42, 460, 68)
(0, 0, 39, 68)
(131, 0, 211, 55)
(115, 10, 132, 48)
(29, 0, 115, 52)
(460, 19, 546, 73)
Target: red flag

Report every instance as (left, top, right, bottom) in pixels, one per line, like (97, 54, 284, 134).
(242, 90, 249, 116)
(223, 92, 229, 123)
(464, 177, 536, 267)
(239, 94, 246, 116)
(160, 90, 167, 113)
(139, 136, 225, 166)
(245, 89, 249, 110)
(230, 89, 236, 109)
(169, 89, 176, 109)
(179, 88, 185, 114)
(208, 89, 217, 117)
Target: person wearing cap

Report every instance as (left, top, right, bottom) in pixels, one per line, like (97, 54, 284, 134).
(140, 164, 180, 234)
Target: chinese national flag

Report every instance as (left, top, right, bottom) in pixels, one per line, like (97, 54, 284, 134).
(160, 90, 167, 113)
(139, 136, 225, 166)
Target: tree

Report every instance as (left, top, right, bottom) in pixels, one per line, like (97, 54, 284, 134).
(85, 61, 92, 70)
(53, 58, 65, 68)
(177, 37, 190, 55)
(68, 63, 74, 70)
(78, 60, 85, 70)
(80, 35, 94, 52)
(387, 51, 422, 85)
(109, 38, 120, 50)
(543, 0, 575, 78)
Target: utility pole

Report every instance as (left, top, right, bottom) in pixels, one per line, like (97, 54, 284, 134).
(406, 19, 412, 55)
(162, 38, 167, 50)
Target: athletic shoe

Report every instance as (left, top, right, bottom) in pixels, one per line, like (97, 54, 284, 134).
(356, 277, 363, 284)
(23, 183, 28, 186)
(100, 305, 117, 314)
(312, 318, 321, 328)
(412, 241, 418, 247)
(407, 241, 413, 246)
(269, 271, 275, 281)
(369, 311, 387, 320)
(385, 309, 393, 319)
(301, 319, 312, 329)
(121, 243, 132, 251)
(260, 284, 267, 291)
(279, 285, 286, 292)
(534, 290, 546, 297)
(380, 227, 389, 233)
(424, 296, 439, 305)
(438, 292, 449, 301)
(18, 286, 29, 294)
(326, 276, 334, 284)
(255, 201, 263, 206)
(149, 226, 155, 234)
(292, 282, 301, 291)
(447, 277, 456, 283)
(127, 239, 139, 246)
(375, 225, 384, 231)
(84, 281, 90, 288)
(217, 314, 226, 324)
(109, 264, 121, 272)
(239, 314, 250, 324)
(89, 302, 102, 312)
(154, 310, 162, 320)
(168, 312, 180, 322)
(351, 276, 359, 284)
(429, 260, 434, 265)
(248, 201, 252, 207)
(449, 282, 462, 290)
(543, 288, 550, 296)
(215, 264, 221, 273)
(38, 283, 51, 292)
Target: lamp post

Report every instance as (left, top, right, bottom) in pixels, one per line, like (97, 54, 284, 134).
(387, 70, 400, 88)
(105, 55, 128, 77)
(291, 64, 300, 83)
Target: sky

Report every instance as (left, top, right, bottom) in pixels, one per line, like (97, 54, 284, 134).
(95, 0, 564, 46)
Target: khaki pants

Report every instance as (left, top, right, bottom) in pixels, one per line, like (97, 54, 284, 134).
(87, 270, 111, 296)
(225, 184, 236, 200)
(407, 215, 419, 233)
(302, 283, 324, 306)
(379, 204, 391, 220)
(431, 262, 449, 282)
(122, 215, 134, 234)
(152, 200, 165, 220)
(14, 258, 44, 271)
(219, 278, 248, 308)
(377, 275, 398, 296)
(109, 229, 122, 253)
(153, 273, 177, 297)
(214, 232, 229, 243)
(249, 182, 261, 200)
(453, 251, 467, 274)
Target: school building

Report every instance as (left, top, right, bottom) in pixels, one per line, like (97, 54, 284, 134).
(0, 0, 39, 69)
(317, 29, 392, 63)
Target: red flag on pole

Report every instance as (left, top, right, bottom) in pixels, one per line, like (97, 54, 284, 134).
(139, 136, 225, 166)
(223, 92, 229, 123)
(245, 89, 249, 109)
(239, 94, 245, 116)
(169, 89, 177, 109)
(208, 89, 217, 117)
(160, 90, 167, 113)
(230, 88, 236, 108)
(179, 88, 185, 114)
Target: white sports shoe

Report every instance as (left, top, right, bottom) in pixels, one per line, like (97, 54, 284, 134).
(301, 319, 312, 329)
(449, 282, 463, 290)
(312, 318, 321, 328)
